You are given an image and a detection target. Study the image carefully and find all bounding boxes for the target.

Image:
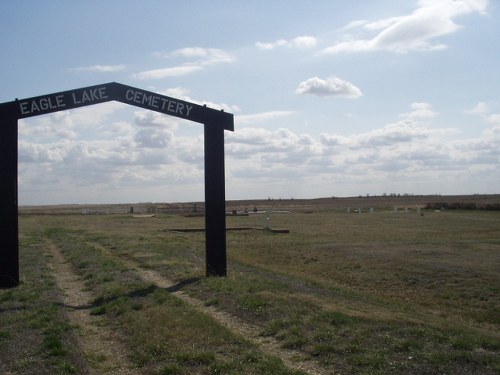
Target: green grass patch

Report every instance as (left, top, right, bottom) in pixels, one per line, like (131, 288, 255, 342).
(0, 230, 85, 374)
(42, 335, 67, 357)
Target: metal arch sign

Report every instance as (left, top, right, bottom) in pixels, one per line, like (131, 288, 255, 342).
(0, 82, 234, 287)
(14, 82, 234, 129)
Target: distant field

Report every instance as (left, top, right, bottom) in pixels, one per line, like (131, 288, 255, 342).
(3, 196, 500, 374)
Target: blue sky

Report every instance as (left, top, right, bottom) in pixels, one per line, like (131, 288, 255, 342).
(1, 0, 499, 205)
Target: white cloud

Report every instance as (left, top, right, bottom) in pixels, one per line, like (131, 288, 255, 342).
(19, 102, 127, 141)
(352, 103, 445, 148)
(354, 123, 432, 147)
(134, 65, 203, 80)
(223, 101, 498, 198)
(192, 99, 239, 113)
(339, 20, 369, 31)
(323, 0, 488, 54)
(319, 133, 349, 147)
(464, 101, 492, 115)
(159, 87, 190, 98)
(256, 36, 318, 50)
(70, 64, 126, 73)
(170, 47, 234, 65)
(226, 128, 321, 166)
(295, 76, 363, 98)
(18, 101, 499, 204)
(133, 110, 179, 130)
(226, 127, 274, 149)
(19, 125, 205, 204)
(290, 36, 318, 49)
(400, 102, 438, 119)
(463, 101, 500, 125)
(156, 87, 239, 113)
(136, 47, 234, 80)
(485, 114, 500, 125)
(255, 39, 287, 50)
(134, 128, 174, 149)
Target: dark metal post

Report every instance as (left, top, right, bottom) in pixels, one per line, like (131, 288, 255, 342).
(204, 124, 227, 276)
(0, 104, 19, 288)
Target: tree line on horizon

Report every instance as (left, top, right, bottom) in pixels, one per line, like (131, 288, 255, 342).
(425, 202, 500, 211)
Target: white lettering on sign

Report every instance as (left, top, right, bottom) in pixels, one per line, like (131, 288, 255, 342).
(18, 86, 109, 116)
(71, 87, 108, 105)
(19, 94, 66, 115)
(124, 89, 193, 117)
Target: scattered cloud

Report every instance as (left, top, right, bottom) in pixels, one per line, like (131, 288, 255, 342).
(18, 101, 499, 203)
(159, 87, 191, 99)
(8, 1, 498, 204)
(134, 66, 203, 80)
(134, 128, 174, 149)
(136, 47, 234, 80)
(224, 101, 498, 194)
(464, 101, 492, 115)
(157, 87, 240, 113)
(399, 102, 438, 119)
(338, 20, 370, 31)
(169, 47, 234, 65)
(19, 122, 205, 204)
(256, 36, 318, 50)
(355, 122, 432, 147)
(323, 0, 489, 54)
(70, 64, 126, 73)
(464, 101, 500, 125)
(485, 114, 500, 125)
(133, 110, 179, 130)
(291, 36, 318, 49)
(19, 102, 127, 141)
(256, 39, 287, 50)
(295, 76, 363, 98)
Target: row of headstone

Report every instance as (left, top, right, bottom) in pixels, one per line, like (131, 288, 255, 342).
(346, 207, 422, 214)
(393, 207, 422, 214)
(346, 207, 375, 213)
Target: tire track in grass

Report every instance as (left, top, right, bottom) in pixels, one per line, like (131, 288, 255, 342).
(46, 241, 141, 375)
(87, 241, 330, 375)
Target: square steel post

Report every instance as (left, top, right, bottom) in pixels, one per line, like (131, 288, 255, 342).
(0, 104, 19, 288)
(204, 124, 227, 276)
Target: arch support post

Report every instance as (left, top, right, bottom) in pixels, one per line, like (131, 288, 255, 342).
(204, 123, 227, 276)
(0, 106, 19, 288)
(0, 83, 233, 285)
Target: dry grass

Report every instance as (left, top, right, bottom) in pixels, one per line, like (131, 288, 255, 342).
(4, 197, 500, 374)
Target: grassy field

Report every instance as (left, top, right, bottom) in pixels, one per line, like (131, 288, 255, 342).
(2, 199, 500, 374)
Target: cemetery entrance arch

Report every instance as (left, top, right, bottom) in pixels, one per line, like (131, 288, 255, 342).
(0, 82, 234, 287)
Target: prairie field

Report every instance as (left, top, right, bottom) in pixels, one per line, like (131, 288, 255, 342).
(1, 197, 500, 374)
